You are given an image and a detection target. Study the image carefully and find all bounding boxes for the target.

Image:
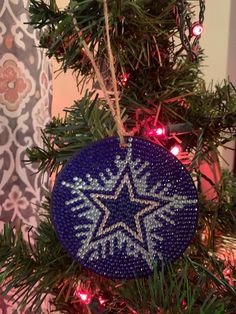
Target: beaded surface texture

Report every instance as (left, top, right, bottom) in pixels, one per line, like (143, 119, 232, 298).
(52, 137, 198, 279)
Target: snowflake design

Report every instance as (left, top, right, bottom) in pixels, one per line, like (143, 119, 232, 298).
(57, 138, 198, 277)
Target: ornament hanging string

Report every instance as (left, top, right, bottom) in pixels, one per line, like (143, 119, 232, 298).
(103, 0, 127, 143)
(71, 1, 128, 146)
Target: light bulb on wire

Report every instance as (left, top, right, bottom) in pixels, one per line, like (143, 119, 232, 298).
(170, 145, 181, 156)
(147, 122, 193, 138)
(155, 127, 165, 136)
(192, 22, 204, 37)
(76, 289, 92, 304)
(147, 127, 165, 137)
(119, 73, 130, 86)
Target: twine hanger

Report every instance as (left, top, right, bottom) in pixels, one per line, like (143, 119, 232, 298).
(72, 0, 131, 146)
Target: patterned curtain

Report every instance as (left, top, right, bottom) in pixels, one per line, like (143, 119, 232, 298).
(0, 0, 52, 311)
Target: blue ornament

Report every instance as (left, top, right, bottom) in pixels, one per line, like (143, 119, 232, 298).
(52, 137, 198, 279)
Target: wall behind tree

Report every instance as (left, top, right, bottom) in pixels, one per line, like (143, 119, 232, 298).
(201, 0, 235, 171)
(201, 0, 231, 85)
(52, 1, 77, 116)
(228, 1, 236, 174)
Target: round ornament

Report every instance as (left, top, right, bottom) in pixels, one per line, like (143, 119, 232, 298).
(52, 137, 198, 279)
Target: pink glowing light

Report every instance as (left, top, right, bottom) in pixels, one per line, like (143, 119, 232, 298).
(192, 22, 204, 36)
(156, 127, 165, 136)
(120, 73, 130, 86)
(170, 145, 181, 156)
(76, 290, 92, 304)
(148, 127, 165, 136)
(123, 74, 129, 82)
(98, 296, 106, 305)
(147, 130, 155, 136)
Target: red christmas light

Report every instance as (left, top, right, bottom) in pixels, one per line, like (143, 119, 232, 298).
(156, 127, 165, 136)
(76, 289, 92, 304)
(148, 127, 165, 137)
(120, 73, 130, 86)
(122, 74, 129, 82)
(170, 145, 181, 156)
(98, 296, 106, 305)
(192, 22, 204, 37)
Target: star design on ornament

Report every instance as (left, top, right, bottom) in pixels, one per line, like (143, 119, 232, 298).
(89, 173, 161, 243)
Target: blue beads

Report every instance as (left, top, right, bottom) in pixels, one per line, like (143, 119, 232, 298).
(52, 137, 198, 279)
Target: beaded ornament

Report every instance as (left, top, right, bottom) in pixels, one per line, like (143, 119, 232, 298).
(52, 137, 198, 279)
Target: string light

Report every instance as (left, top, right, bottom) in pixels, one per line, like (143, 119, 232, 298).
(76, 289, 92, 304)
(170, 145, 181, 156)
(76, 288, 107, 306)
(148, 127, 165, 137)
(192, 22, 204, 37)
(156, 127, 165, 136)
(148, 123, 193, 137)
(119, 73, 130, 86)
(98, 296, 106, 305)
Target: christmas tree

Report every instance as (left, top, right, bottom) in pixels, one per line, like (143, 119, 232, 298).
(1, 0, 236, 313)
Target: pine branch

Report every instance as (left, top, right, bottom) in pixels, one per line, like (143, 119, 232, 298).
(117, 256, 236, 313)
(0, 220, 83, 313)
(28, 0, 181, 85)
(1, 197, 235, 313)
(26, 92, 118, 174)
